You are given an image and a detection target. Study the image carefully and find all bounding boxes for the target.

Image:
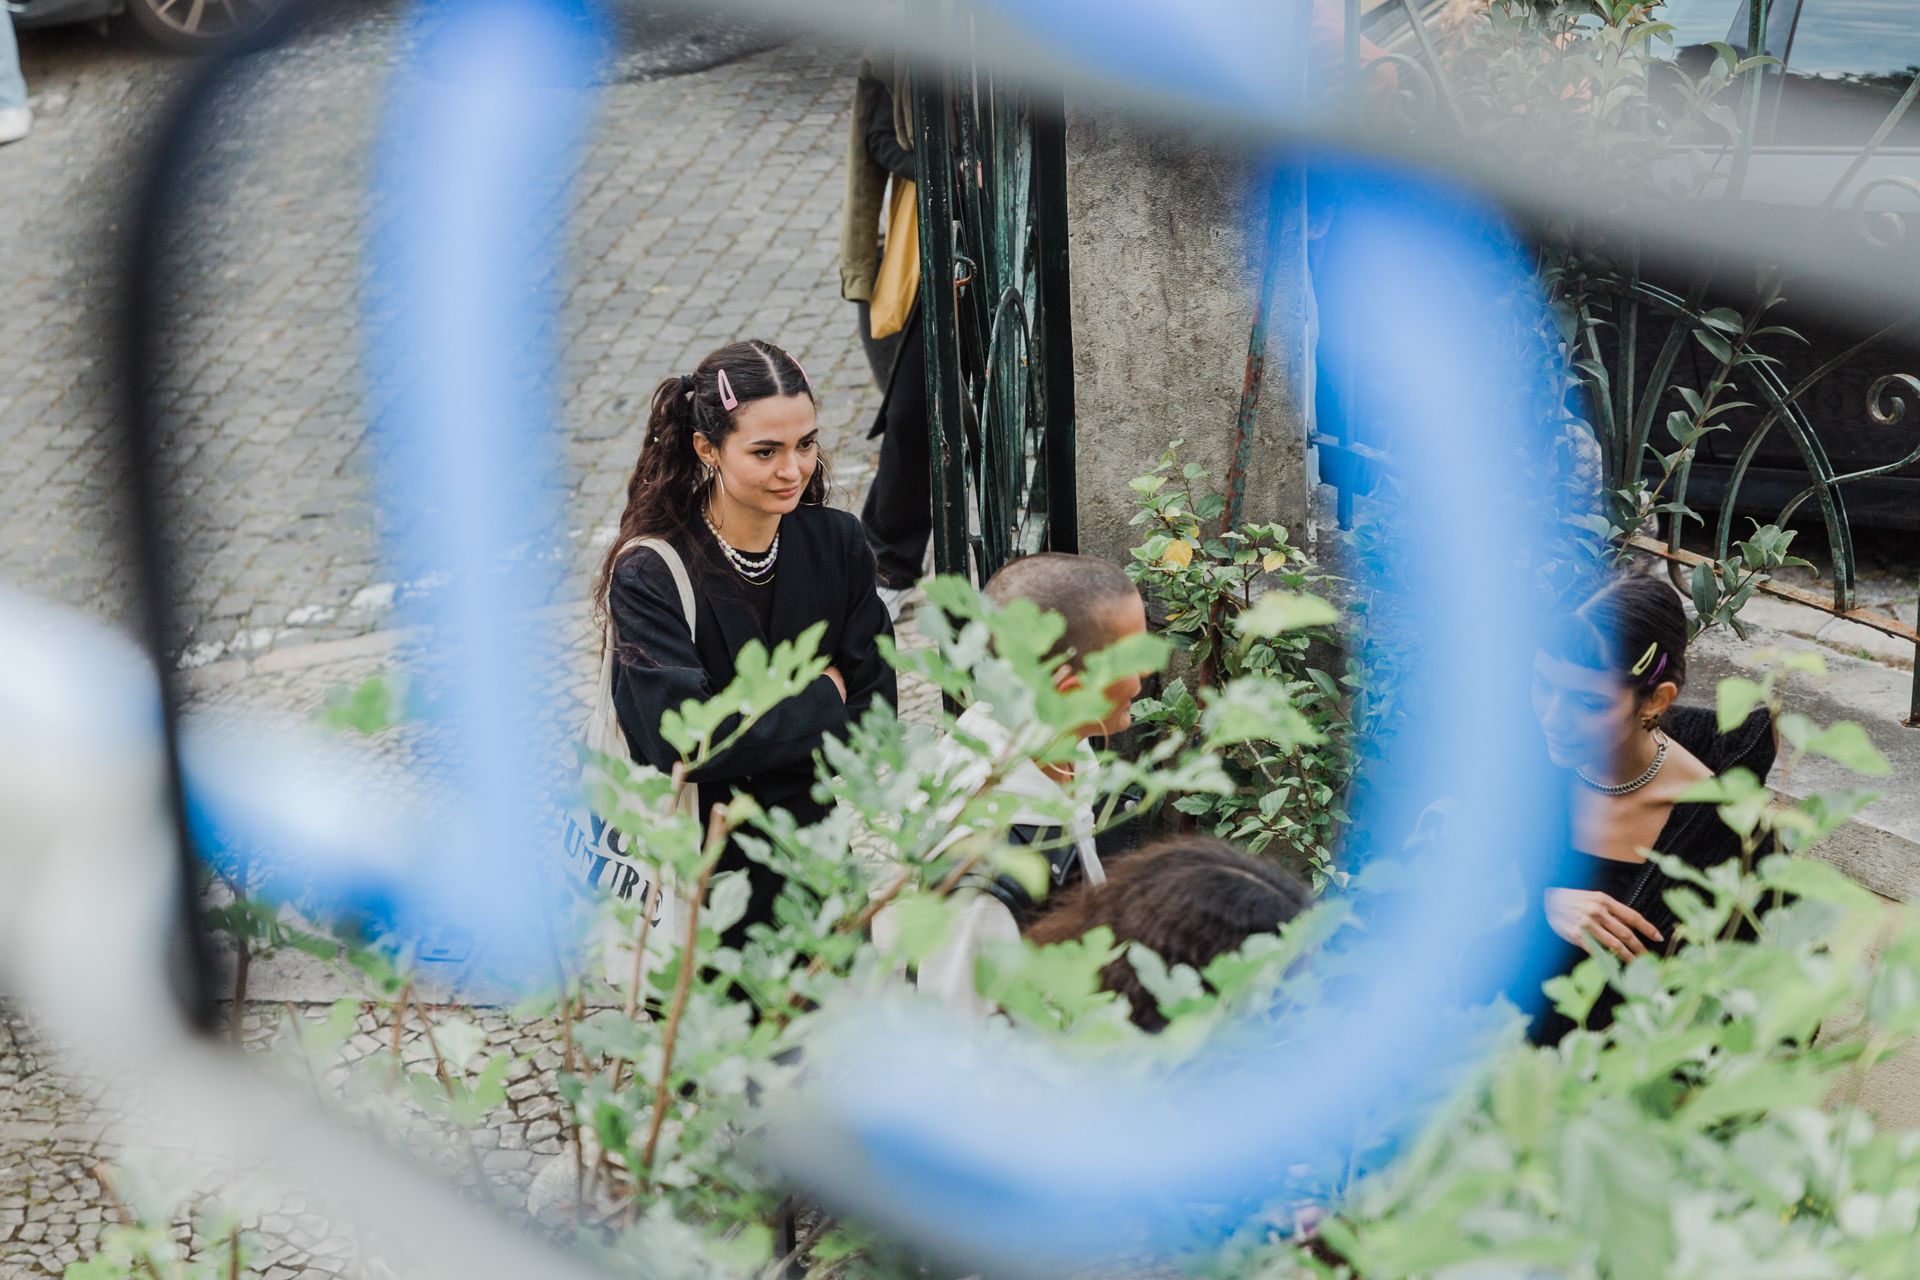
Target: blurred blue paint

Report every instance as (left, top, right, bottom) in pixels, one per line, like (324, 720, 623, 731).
(156, 0, 1578, 1267)
(356, 0, 606, 978)
(774, 153, 1569, 1270)
(176, 0, 608, 973)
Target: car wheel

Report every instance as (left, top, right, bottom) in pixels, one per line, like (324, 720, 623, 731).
(121, 0, 288, 54)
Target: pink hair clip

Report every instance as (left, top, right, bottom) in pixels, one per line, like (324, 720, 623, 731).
(716, 368, 739, 411)
(788, 352, 814, 396)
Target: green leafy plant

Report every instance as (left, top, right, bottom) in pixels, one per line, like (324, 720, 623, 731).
(1125, 444, 1363, 886)
(1233, 669, 1919, 1279)
(79, 555, 1920, 1280)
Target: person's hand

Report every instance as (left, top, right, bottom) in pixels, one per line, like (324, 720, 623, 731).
(824, 665, 847, 701)
(1546, 888, 1663, 962)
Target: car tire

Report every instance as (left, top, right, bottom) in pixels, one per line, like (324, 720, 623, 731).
(120, 0, 289, 54)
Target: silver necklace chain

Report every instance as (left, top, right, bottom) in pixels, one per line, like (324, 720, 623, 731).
(704, 514, 778, 582)
(1576, 732, 1669, 796)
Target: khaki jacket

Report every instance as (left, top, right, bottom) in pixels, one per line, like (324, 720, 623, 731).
(839, 49, 915, 304)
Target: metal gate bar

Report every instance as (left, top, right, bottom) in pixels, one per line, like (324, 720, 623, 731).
(911, 3, 1078, 584)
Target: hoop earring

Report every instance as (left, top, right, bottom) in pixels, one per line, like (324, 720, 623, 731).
(805, 450, 830, 504)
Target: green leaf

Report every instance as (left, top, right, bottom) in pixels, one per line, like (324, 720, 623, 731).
(1560, 1115, 1677, 1277)
(702, 1220, 772, 1271)
(466, 1052, 513, 1114)
(1699, 306, 1744, 333)
(1801, 720, 1892, 777)
(1490, 1047, 1557, 1153)
(1681, 766, 1771, 838)
(885, 892, 954, 969)
(316, 674, 407, 736)
(432, 1015, 488, 1075)
(1684, 1060, 1830, 1128)
(1779, 649, 1829, 677)
(1694, 327, 1735, 364)
(1127, 945, 1207, 1020)
(1202, 676, 1323, 751)
(1690, 560, 1720, 620)
(1762, 853, 1880, 911)
(1716, 675, 1767, 732)
(704, 868, 754, 939)
(1237, 590, 1339, 639)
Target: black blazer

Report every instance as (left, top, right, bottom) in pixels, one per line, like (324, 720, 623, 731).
(608, 504, 897, 821)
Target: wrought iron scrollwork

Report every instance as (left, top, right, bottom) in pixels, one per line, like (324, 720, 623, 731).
(1575, 276, 1920, 618)
(911, 20, 1077, 583)
(1850, 175, 1920, 248)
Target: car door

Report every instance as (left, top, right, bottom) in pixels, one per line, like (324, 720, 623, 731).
(1639, 0, 1920, 527)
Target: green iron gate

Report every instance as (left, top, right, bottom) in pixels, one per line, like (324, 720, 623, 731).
(912, 23, 1078, 582)
(1312, 0, 1920, 724)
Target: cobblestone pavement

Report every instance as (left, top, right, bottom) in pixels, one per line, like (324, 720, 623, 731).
(1, 8, 923, 1276)
(1, 3, 882, 667)
(1, 610, 940, 1278)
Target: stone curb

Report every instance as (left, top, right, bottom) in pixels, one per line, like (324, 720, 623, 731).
(181, 602, 596, 693)
(1689, 620, 1920, 903)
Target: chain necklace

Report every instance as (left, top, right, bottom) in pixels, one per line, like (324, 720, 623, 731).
(704, 513, 778, 583)
(1576, 731, 1669, 796)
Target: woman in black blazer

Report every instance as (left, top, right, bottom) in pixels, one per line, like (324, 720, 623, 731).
(593, 339, 896, 947)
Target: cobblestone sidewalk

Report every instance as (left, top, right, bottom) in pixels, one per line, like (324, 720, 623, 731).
(1, 7, 916, 1276)
(1, 605, 939, 1278)
(1, 3, 881, 666)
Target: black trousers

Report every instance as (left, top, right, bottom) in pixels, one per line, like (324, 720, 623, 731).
(859, 306, 932, 590)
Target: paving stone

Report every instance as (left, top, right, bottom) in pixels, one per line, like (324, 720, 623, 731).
(2, 6, 881, 671)
(1, 17, 949, 1280)
(1815, 615, 1919, 669)
(1727, 594, 1829, 639)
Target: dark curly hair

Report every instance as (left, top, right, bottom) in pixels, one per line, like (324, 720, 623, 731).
(592, 338, 826, 632)
(1024, 837, 1312, 1032)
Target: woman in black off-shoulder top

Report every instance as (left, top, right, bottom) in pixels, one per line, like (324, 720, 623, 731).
(1526, 571, 1777, 1041)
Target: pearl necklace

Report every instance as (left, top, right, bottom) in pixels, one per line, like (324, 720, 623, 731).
(704, 514, 778, 583)
(1576, 731, 1669, 796)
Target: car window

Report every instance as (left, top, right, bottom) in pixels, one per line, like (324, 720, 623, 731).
(1658, 0, 1744, 50)
(1788, 0, 1920, 76)
(1776, 0, 1920, 145)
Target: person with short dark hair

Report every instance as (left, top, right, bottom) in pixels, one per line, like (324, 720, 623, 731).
(1528, 569, 1776, 1038)
(1025, 837, 1311, 1032)
(981, 552, 1147, 704)
(873, 552, 1151, 1013)
(955, 552, 1152, 897)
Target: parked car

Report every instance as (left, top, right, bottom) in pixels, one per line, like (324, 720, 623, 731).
(1650, 0, 1920, 530)
(8, 0, 287, 54)
(1332, 0, 1920, 531)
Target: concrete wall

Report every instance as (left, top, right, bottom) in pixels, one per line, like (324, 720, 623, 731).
(1063, 112, 1312, 562)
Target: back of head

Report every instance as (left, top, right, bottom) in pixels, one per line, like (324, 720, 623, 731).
(1025, 837, 1311, 1032)
(1544, 569, 1690, 701)
(982, 552, 1142, 668)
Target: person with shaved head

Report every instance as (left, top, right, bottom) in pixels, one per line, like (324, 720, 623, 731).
(875, 552, 1153, 1014)
(981, 552, 1150, 737)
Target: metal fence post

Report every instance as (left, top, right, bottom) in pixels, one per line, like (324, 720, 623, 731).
(1031, 93, 1078, 555)
(913, 64, 972, 579)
